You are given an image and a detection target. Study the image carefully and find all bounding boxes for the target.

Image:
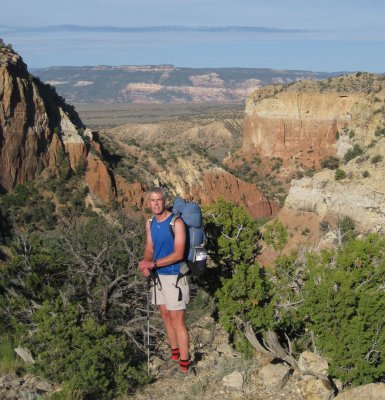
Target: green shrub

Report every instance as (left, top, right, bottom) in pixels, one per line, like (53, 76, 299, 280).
(305, 169, 315, 177)
(362, 170, 370, 178)
(0, 335, 24, 374)
(263, 220, 288, 254)
(205, 199, 385, 388)
(29, 302, 148, 399)
(272, 161, 281, 172)
(374, 126, 385, 137)
(340, 216, 356, 242)
(74, 160, 87, 177)
(0, 207, 12, 243)
(320, 156, 340, 170)
(344, 144, 363, 163)
(203, 198, 262, 275)
(300, 235, 385, 385)
(371, 155, 383, 164)
(335, 168, 346, 180)
(319, 220, 330, 232)
(216, 262, 273, 337)
(0, 212, 149, 397)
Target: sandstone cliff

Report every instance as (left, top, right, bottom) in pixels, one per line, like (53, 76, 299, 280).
(0, 44, 115, 202)
(191, 169, 279, 219)
(247, 73, 385, 252)
(243, 74, 384, 168)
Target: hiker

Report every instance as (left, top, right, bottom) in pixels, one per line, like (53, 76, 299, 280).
(139, 187, 192, 374)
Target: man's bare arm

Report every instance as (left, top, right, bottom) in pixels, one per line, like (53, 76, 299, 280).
(138, 220, 154, 276)
(154, 218, 186, 267)
(143, 220, 154, 261)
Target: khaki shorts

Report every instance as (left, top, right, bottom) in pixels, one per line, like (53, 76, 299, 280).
(152, 274, 189, 310)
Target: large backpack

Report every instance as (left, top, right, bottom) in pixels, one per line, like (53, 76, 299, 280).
(171, 197, 207, 277)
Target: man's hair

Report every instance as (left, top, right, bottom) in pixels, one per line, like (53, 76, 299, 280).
(146, 186, 168, 201)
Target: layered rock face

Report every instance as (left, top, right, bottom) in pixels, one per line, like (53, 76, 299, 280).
(0, 45, 85, 192)
(154, 158, 277, 218)
(242, 80, 372, 166)
(31, 64, 336, 104)
(0, 45, 116, 202)
(191, 169, 278, 219)
(241, 74, 385, 252)
(0, 48, 52, 192)
(272, 75, 385, 238)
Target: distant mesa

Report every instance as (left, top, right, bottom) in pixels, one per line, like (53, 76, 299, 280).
(31, 65, 340, 104)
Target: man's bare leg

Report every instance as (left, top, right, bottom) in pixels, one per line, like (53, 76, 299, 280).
(169, 310, 189, 360)
(159, 305, 178, 350)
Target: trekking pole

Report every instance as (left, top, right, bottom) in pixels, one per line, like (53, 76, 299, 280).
(146, 267, 159, 376)
(146, 275, 151, 376)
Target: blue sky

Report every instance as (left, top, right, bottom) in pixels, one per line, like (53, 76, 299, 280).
(1, 0, 385, 72)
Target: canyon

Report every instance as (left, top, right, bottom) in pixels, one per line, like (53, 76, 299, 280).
(2, 40, 385, 400)
(2, 42, 385, 248)
(0, 45, 277, 220)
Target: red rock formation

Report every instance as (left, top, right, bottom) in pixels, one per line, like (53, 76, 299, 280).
(0, 45, 116, 204)
(191, 169, 278, 219)
(85, 154, 115, 202)
(0, 48, 53, 192)
(243, 90, 362, 165)
(115, 176, 146, 211)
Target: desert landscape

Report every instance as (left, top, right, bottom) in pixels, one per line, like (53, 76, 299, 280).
(1, 8, 385, 397)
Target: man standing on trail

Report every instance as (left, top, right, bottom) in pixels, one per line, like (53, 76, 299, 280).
(139, 187, 192, 375)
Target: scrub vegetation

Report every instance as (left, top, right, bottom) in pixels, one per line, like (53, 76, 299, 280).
(1, 161, 385, 398)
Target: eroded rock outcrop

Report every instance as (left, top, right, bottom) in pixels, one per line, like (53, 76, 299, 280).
(284, 136, 385, 233)
(0, 44, 116, 203)
(192, 169, 278, 219)
(115, 177, 146, 211)
(85, 153, 115, 202)
(101, 116, 277, 219)
(0, 47, 53, 192)
(155, 157, 277, 218)
(242, 74, 385, 253)
(242, 76, 382, 168)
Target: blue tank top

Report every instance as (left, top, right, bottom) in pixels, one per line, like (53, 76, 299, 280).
(151, 213, 181, 275)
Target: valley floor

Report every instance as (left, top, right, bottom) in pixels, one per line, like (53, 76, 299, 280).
(73, 102, 244, 129)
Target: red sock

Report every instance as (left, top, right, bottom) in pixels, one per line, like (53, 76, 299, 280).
(171, 348, 180, 361)
(179, 359, 190, 372)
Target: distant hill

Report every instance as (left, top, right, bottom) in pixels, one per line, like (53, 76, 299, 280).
(30, 65, 341, 104)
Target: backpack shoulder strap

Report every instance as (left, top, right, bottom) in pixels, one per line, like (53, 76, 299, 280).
(170, 212, 180, 227)
(169, 212, 181, 238)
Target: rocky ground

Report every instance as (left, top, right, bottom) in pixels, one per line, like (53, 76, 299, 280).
(1, 313, 385, 399)
(131, 315, 385, 400)
(0, 374, 56, 399)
